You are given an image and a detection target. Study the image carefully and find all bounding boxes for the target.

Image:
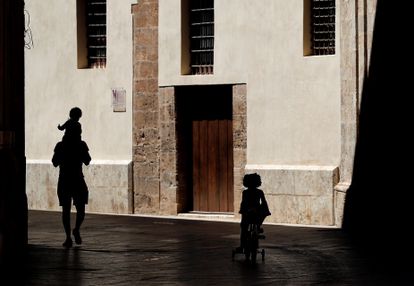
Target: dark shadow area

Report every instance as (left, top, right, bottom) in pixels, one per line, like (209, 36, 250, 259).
(0, 0, 27, 270)
(3, 245, 85, 286)
(342, 0, 413, 269)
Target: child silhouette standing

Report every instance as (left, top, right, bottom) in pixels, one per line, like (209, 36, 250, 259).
(58, 107, 82, 141)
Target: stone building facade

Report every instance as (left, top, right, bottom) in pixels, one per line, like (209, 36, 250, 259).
(25, 0, 378, 227)
(131, 0, 377, 226)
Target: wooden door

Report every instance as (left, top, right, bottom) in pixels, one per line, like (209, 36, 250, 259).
(192, 118, 233, 212)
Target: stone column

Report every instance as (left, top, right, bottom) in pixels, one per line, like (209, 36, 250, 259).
(132, 0, 160, 214)
(335, 0, 377, 226)
(159, 87, 178, 214)
(232, 84, 247, 214)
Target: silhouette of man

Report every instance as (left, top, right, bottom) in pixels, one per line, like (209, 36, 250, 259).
(52, 135, 91, 247)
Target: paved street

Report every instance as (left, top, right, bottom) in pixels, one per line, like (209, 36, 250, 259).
(2, 210, 413, 285)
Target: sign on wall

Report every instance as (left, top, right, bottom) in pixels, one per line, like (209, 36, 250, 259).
(111, 88, 126, 112)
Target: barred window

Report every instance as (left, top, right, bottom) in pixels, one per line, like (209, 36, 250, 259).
(189, 0, 214, 75)
(86, 0, 107, 68)
(311, 0, 335, 55)
(77, 0, 106, 69)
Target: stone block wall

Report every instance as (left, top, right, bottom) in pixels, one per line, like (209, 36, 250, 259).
(26, 160, 133, 214)
(246, 165, 339, 225)
(159, 87, 178, 214)
(132, 0, 161, 214)
(232, 84, 247, 215)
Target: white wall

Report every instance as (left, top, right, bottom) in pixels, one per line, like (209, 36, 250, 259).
(25, 0, 135, 161)
(159, 0, 341, 167)
(159, 0, 249, 85)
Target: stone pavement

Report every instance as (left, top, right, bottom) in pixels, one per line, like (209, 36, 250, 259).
(2, 210, 413, 285)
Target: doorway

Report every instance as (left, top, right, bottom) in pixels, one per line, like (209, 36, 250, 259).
(176, 85, 234, 213)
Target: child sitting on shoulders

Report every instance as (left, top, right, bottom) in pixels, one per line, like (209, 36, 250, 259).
(58, 107, 82, 141)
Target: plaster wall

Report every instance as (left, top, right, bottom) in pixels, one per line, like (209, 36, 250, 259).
(25, 0, 136, 213)
(158, 0, 341, 225)
(25, 0, 135, 160)
(159, 0, 341, 167)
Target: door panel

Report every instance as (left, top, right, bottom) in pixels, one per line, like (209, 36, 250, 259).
(192, 120, 200, 211)
(193, 118, 233, 212)
(227, 119, 234, 211)
(199, 120, 209, 211)
(207, 120, 219, 211)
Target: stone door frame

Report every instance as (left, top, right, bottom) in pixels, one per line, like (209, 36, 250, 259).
(133, 84, 246, 215)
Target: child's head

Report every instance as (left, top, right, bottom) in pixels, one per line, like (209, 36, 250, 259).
(69, 107, 82, 121)
(243, 173, 262, 188)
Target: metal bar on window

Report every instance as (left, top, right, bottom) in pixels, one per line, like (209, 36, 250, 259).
(189, 0, 214, 75)
(87, 0, 107, 68)
(311, 0, 335, 55)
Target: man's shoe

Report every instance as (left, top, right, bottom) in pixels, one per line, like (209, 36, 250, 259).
(73, 229, 82, 245)
(63, 238, 73, 248)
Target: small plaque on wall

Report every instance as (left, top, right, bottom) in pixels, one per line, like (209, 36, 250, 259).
(111, 88, 126, 112)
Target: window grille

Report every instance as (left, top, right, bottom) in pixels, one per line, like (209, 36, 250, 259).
(190, 0, 214, 75)
(87, 0, 106, 68)
(311, 0, 335, 55)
